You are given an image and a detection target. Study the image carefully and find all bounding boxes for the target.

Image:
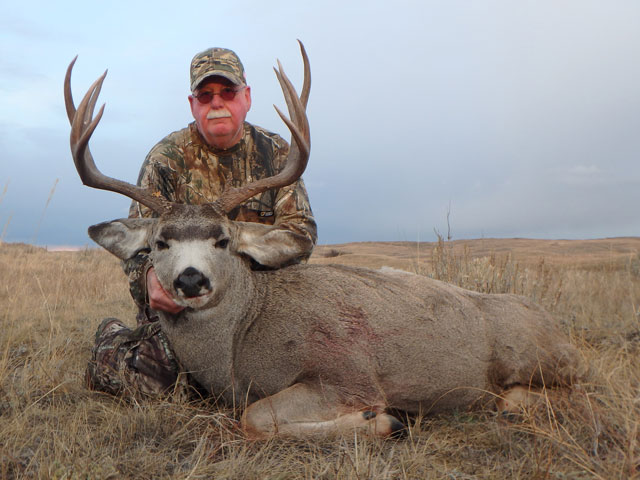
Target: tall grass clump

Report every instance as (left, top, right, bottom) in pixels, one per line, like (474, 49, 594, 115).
(1, 240, 638, 478)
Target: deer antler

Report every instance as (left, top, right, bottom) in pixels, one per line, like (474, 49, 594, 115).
(64, 59, 171, 214)
(214, 40, 311, 213)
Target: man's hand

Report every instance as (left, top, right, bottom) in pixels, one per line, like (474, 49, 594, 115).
(147, 267, 185, 314)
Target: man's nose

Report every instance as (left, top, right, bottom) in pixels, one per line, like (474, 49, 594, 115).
(210, 93, 225, 108)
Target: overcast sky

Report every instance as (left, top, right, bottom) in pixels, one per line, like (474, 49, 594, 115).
(1, 0, 639, 247)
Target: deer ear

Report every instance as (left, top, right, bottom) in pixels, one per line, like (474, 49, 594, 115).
(88, 218, 156, 260)
(234, 222, 310, 268)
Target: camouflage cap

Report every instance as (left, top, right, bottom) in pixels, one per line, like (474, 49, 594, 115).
(190, 47, 246, 91)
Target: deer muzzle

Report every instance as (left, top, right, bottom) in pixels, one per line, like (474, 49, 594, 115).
(174, 266, 212, 298)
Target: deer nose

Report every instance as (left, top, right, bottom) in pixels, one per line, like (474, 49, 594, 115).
(174, 266, 211, 298)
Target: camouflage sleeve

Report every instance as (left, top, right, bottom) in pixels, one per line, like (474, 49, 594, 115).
(262, 138, 317, 264)
(271, 177, 317, 262)
(121, 134, 182, 306)
(121, 251, 152, 308)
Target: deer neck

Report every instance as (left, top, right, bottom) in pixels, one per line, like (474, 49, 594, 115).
(157, 262, 260, 398)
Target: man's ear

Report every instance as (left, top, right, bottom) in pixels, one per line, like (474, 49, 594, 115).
(234, 222, 309, 268)
(188, 94, 196, 116)
(88, 218, 156, 260)
(244, 85, 252, 111)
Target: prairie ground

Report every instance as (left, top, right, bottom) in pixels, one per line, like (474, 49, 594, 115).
(1, 238, 639, 479)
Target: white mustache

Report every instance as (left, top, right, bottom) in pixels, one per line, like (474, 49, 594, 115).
(207, 109, 232, 120)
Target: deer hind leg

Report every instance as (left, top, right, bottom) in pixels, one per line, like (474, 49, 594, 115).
(492, 340, 584, 415)
(241, 383, 405, 440)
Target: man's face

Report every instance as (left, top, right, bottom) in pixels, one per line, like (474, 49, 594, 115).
(188, 76, 252, 150)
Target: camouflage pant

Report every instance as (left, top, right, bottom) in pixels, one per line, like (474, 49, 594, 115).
(85, 309, 188, 397)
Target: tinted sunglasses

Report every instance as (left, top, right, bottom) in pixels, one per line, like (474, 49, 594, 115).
(193, 87, 245, 104)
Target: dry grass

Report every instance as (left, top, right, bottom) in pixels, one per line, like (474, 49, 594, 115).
(1, 239, 639, 479)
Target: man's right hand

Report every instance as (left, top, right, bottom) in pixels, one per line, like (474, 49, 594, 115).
(147, 267, 185, 314)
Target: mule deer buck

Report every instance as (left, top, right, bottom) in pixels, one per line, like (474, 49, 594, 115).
(65, 43, 582, 439)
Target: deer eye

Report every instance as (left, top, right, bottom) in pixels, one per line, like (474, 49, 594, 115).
(156, 240, 169, 250)
(215, 238, 229, 249)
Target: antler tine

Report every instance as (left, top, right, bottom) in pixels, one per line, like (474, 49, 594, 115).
(273, 106, 308, 165)
(215, 43, 311, 214)
(64, 56, 78, 123)
(273, 61, 309, 174)
(64, 56, 106, 130)
(66, 59, 171, 214)
(297, 40, 311, 109)
(70, 73, 107, 178)
(274, 61, 302, 127)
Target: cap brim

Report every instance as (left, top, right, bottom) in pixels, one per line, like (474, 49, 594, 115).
(191, 72, 245, 91)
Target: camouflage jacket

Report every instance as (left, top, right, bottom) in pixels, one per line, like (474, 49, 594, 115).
(123, 121, 317, 308)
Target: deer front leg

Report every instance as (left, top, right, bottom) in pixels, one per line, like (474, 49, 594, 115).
(241, 383, 405, 439)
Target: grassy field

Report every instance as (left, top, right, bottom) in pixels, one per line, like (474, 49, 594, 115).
(1, 238, 639, 479)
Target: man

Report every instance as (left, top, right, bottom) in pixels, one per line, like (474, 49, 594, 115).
(86, 47, 317, 396)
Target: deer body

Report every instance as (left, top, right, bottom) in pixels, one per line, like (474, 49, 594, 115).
(89, 204, 580, 439)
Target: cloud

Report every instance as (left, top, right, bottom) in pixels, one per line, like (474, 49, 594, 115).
(553, 164, 604, 186)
